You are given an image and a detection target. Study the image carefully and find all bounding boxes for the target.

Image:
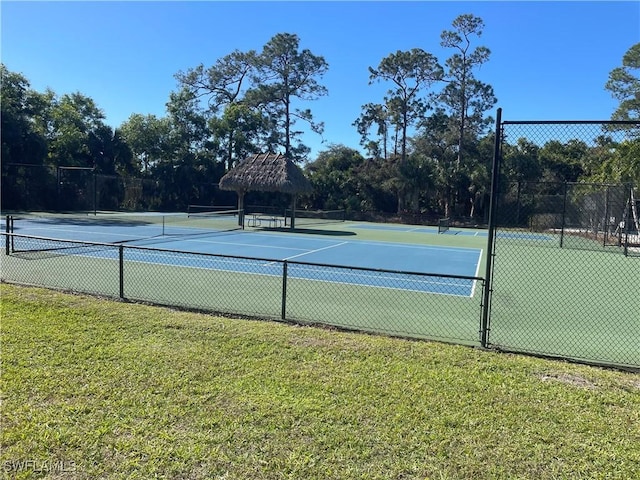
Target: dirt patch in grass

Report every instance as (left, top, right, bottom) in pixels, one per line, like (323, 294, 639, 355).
(536, 371, 598, 389)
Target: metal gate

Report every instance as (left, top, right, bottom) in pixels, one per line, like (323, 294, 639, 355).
(482, 110, 639, 369)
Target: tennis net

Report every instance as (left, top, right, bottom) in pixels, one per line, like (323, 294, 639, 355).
(284, 209, 346, 226)
(437, 217, 450, 234)
(187, 204, 237, 215)
(7, 210, 243, 254)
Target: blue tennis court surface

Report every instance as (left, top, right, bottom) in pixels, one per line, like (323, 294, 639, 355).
(8, 215, 483, 297)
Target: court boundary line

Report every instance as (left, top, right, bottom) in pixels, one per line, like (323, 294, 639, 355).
(471, 249, 484, 297)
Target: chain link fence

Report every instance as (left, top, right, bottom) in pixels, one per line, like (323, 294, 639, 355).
(1, 233, 485, 347)
(2, 118, 639, 370)
(487, 119, 639, 368)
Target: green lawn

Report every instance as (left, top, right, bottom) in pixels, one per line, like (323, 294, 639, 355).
(2, 283, 639, 479)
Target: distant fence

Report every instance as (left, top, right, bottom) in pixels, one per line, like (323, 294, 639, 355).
(0, 166, 238, 213)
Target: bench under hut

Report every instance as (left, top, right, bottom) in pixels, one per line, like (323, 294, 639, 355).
(218, 153, 313, 229)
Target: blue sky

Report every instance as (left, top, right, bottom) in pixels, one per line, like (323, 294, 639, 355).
(2, 1, 639, 159)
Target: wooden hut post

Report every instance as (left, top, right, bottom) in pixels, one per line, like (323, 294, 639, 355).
(290, 194, 297, 230)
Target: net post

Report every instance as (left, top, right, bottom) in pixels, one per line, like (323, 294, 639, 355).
(93, 172, 97, 216)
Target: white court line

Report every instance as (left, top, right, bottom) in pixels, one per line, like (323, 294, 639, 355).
(470, 249, 484, 297)
(262, 241, 348, 266)
(284, 241, 348, 261)
(17, 226, 144, 240)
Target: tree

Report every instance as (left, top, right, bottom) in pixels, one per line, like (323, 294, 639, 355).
(209, 103, 266, 171)
(606, 43, 640, 121)
(46, 92, 108, 167)
(412, 109, 458, 215)
(250, 33, 328, 160)
(589, 138, 640, 186)
(538, 139, 588, 183)
(1, 65, 51, 209)
(175, 50, 266, 170)
(87, 125, 134, 176)
(353, 102, 391, 159)
(303, 144, 371, 211)
(502, 138, 542, 184)
(367, 49, 443, 212)
(120, 113, 173, 173)
(439, 14, 497, 171)
(0, 65, 49, 165)
(176, 50, 258, 110)
(159, 88, 219, 210)
(368, 49, 443, 166)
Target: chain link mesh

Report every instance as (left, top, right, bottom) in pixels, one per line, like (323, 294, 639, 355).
(1, 234, 485, 346)
(489, 121, 639, 367)
(2, 120, 638, 369)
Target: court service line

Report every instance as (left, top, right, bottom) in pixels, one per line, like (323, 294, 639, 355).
(262, 241, 349, 266)
(283, 241, 349, 261)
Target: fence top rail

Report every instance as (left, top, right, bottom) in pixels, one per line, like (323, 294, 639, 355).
(501, 120, 639, 126)
(3, 232, 486, 283)
(502, 181, 632, 188)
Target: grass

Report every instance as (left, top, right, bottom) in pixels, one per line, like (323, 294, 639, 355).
(1, 283, 639, 479)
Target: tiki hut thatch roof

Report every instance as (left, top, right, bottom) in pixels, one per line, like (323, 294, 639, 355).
(218, 153, 313, 194)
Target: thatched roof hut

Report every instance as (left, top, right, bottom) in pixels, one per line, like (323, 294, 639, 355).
(219, 153, 312, 194)
(219, 153, 313, 228)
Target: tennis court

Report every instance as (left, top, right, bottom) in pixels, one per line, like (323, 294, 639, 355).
(6, 212, 484, 297)
(353, 222, 556, 241)
(4, 210, 637, 367)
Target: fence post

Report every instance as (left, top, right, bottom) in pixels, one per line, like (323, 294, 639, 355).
(560, 182, 568, 248)
(516, 180, 522, 227)
(5, 215, 10, 255)
(119, 245, 124, 299)
(281, 261, 288, 320)
(603, 186, 610, 247)
(624, 185, 632, 257)
(480, 107, 502, 348)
